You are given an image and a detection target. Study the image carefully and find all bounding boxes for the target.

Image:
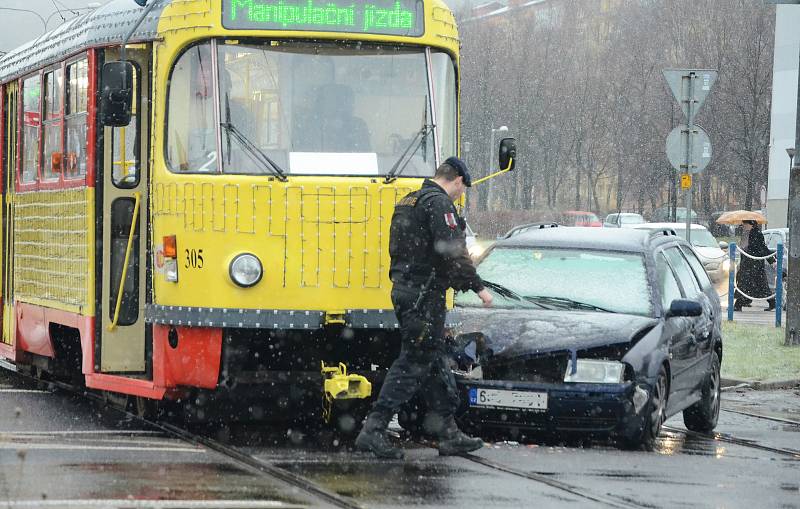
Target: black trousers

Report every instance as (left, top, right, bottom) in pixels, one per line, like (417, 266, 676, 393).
(369, 285, 460, 428)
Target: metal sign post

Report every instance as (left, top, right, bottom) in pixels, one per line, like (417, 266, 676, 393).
(663, 69, 717, 243)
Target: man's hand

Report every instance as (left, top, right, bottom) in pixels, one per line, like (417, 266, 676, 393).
(477, 288, 493, 308)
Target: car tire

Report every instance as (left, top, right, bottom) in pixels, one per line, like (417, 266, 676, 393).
(621, 364, 668, 451)
(682, 351, 721, 433)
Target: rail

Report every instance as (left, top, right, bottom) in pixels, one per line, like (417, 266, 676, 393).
(108, 191, 140, 331)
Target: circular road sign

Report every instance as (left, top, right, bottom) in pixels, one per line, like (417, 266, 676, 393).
(666, 125, 712, 174)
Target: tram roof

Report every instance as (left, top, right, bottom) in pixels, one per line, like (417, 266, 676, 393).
(0, 0, 170, 83)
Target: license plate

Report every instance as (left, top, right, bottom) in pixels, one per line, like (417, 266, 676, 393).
(469, 388, 548, 411)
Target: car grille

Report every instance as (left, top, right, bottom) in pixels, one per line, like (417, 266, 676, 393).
(483, 354, 569, 383)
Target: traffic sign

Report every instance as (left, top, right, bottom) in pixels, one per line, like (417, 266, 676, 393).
(666, 124, 712, 174)
(663, 69, 718, 121)
(680, 174, 692, 190)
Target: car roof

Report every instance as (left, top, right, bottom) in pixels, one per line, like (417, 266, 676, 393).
(632, 222, 709, 230)
(763, 228, 788, 234)
(495, 225, 682, 253)
(563, 210, 595, 215)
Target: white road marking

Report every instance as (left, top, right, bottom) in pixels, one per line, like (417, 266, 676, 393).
(0, 389, 50, 393)
(0, 430, 162, 435)
(0, 443, 204, 453)
(2, 501, 304, 508)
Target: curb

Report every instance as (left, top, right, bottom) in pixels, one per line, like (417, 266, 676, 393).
(721, 377, 800, 390)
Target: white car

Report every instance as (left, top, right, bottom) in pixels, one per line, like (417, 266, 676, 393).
(603, 212, 646, 228)
(632, 222, 730, 293)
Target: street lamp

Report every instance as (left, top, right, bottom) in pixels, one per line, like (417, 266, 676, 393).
(788, 147, 796, 169)
(486, 126, 508, 208)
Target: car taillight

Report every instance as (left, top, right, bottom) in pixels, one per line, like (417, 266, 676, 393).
(163, 235, 178, 282)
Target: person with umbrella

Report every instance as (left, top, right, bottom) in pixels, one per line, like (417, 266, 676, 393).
(716, 211, 777, 311)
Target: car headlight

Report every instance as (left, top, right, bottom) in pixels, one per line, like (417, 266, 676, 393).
(722, 259, 731, 272)
(229, 253, 263, 287)
(564, 359, 625, 383)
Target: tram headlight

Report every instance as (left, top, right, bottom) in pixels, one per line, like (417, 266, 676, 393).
(229, 253, 263, 288)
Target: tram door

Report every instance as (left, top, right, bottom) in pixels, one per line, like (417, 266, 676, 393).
(98, 47, 150, 373)
(1, 83, 17, 347)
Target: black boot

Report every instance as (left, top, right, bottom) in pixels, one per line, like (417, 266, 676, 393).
(765, 298, 776, 312)
(733, 301, 743, 312)
(355, 412, 404, 459)
(437, 419, 484, 456)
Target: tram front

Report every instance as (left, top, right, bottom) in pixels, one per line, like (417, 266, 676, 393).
(147, 0, 461, 422)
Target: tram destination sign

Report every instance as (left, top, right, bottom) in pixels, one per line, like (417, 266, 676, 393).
(222, 0, 425, 36)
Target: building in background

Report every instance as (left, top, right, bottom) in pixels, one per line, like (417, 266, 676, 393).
(767, 4, 800, 227)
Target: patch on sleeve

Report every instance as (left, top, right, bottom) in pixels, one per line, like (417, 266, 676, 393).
(444, 212, 458, 230)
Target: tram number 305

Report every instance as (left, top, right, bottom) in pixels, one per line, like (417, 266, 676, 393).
(185, 249, 204, 269)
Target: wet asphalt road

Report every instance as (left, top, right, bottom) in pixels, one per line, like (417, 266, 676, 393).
(0, 370, 798, 509)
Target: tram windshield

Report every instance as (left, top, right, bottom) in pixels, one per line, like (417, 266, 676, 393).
(166, 40, 457, 176)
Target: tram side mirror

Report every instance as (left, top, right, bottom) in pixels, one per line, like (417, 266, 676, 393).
(498, 137, 516, 171)
(101, 61, 134, 127)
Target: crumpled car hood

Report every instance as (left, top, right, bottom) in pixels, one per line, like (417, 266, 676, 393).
(450, 307, 659, 360)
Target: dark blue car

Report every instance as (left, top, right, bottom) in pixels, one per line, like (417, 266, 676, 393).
(446, 226, 722, 450)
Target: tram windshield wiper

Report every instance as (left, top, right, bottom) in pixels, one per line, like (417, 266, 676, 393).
(220, 122, 288, 181)
(384, 100, 434, 183)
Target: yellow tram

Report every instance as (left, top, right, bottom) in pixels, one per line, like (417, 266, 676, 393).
(0, 0, 511, 421)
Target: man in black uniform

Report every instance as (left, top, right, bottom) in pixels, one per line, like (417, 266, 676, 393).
(355, 157, 493, 459)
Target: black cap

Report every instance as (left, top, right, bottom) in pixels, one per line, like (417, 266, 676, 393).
(444, 156, 471, 187)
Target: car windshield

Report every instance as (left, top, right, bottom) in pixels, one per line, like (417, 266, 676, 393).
(455, 247, 653, 316)
(166, 41, 456, 176)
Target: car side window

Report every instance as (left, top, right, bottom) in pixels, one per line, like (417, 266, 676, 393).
(656, 252, 682, 312)
(664, 247, 701, 296)
(679, 246, 712, 289)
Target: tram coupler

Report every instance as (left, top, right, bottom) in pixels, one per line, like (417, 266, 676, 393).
(320, 361, 372, 424)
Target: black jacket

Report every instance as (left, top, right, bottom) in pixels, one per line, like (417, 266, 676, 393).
(388, 179, 484, 293)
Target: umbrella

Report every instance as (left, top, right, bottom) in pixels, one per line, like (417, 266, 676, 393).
(715, 210, 767, 225)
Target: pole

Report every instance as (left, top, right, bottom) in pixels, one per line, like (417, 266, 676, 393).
(728, 242, 736, 322)
(776, 243, 784, 328)
(787, 42, 800, 345)
(684, 73, 695, 244)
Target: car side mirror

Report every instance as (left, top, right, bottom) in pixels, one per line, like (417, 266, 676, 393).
(718, 241, 729, 250)
(100, 61, 134, 127)
(498, 137, 516, 171)
(665, 299, 703, 318)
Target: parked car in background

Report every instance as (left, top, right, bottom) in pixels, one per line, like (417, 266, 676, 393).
(558, 210, 602, 227)
(604, 213, 646, 228)
(652, 207, 698, 223)
(632, 223, 729, 295)
(442, 227, 722, 450)
(763, 227, 789, 300)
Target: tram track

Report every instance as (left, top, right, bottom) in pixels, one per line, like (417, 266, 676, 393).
(663, 424, 800, 459)
(4, 370, 363, 509)
(458, 452, 654, 508)
(7, 367, 798, 508)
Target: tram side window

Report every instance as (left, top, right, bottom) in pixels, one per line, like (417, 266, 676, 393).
(66, 58, 88, 178)
(166, 43, 216, 172)
(112, 63, 139, 188)
(43, 68, 64, 181)
(21, 75, 41, 184)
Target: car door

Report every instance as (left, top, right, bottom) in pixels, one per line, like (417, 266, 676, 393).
(663, 246, 712, 397)
(655, 249, 694, 405)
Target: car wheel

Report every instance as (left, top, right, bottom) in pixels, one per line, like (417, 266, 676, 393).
(622, 365, 668, 451)
(682, 352, 721, 432)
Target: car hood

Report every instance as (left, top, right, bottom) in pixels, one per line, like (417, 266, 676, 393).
(450, 307, 659, 360)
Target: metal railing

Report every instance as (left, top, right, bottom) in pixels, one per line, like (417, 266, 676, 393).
(726, 242, 785, 327)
